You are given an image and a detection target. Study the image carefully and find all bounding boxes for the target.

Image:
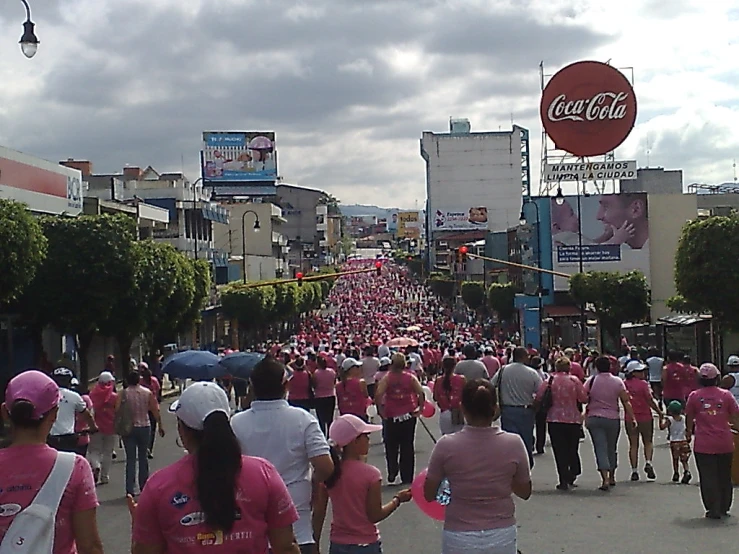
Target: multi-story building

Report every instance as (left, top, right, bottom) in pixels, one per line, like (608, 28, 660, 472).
(421, 119, 530, 271)
(214, 200, 288, 282)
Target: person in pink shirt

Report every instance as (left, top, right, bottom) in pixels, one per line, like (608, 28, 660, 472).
(433, 357, 466, 435)
(88, 371, 118, 485)
(0, 370, 102, 554)
(564, 348, 585, 382)
(482, 348, 501, 377)
(313, 415, 412, 554)
(313, 355, 337, 436)
(336, 358, 370, 420)
(623, 361, 663, 482)
(287, 357, 315, 412)
(662, 351, 688, 406)
(424, 379, 532, 554)
(74, 386, 93, 458)
(535, 356, 587, 490)
(686, 363, 739, 519)
(140, 363, 161, 459)
(584, 357, 635, 491)
(130, 382, 301, 553)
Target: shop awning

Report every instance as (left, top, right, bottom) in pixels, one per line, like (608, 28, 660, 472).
(658, 314, 712, 327)
(544, 305, 583, 317)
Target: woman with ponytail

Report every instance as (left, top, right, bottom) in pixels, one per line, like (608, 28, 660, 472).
(130, 382, 301, 554)
(313, 415, 412, 554)
(433, 356, 466, 435)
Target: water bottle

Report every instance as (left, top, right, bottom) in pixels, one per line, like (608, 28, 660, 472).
(436, 478, 451, 506)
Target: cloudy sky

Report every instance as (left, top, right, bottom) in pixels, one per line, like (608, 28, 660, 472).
(0, 0, 736, 208)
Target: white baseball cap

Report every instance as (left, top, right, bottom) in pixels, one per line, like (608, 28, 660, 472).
(624, 360, 646, 373)
(379, 357, 392, 367)
(728, 355, 739, 367)
(98, 371, 115, 384)
(169, 382, 230, 431)
(341, 358, 362, 372)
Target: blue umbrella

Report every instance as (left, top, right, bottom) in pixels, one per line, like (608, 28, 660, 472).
(162, 350, 224, 381)
(218, 352, 265, 381)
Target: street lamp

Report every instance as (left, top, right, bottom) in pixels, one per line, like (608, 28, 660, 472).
(241, 210, 261, 284)
(521, 198, 543, 350)
(19, 0, 39, 59)
(552, 184, 587, 344)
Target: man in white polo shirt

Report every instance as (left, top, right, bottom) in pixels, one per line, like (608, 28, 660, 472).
(48, 367, 97, 452)
(232, 357, 334, 554)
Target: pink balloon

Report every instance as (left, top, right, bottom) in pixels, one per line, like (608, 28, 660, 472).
(421, 401, 436, 418)
(411, 469, 446, 521)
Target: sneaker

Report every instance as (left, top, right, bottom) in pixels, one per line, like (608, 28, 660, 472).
(630, 472, 639, 481)
(147, 451, 154, 460)
(112, 451, 117, 460)
(556, 483, 569, 491)
(672, 472, 680, 482)
(387, 474, 398, 486)
(92, 467, 100, 484)
(99, 477, 109, 485)
(681, 471, 692, 484)
(645, 464, 656, 480)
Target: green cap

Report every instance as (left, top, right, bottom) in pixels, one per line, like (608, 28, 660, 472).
(667, 401, 683, 414)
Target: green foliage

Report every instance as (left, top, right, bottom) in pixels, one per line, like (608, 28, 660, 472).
(177, 258, 212, 333)
(570, 271, 650, 345)
(674, 215, 739, 328)
(487, 283, 519, 321)
(0, 200, 47, 304)
(666, 294, 706, 315)
(461, 281, 486, 311)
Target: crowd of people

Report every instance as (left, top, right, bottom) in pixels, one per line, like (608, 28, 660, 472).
(2, 259, 739, 553)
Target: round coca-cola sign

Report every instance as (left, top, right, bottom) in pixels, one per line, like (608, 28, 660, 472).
(540, 61, 637, 157)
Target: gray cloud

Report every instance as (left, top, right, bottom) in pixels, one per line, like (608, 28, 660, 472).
(0, 0, 611, 206)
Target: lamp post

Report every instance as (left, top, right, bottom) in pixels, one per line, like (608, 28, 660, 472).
(241, 210, 261, 283)
(19, 0, 39, 58)
(520, 197, 542, 349)
(190, 177, 203, 260)
(554, 186, 587, 344)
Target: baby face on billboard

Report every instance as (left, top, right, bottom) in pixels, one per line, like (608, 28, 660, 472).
(551, 201, 579, 234)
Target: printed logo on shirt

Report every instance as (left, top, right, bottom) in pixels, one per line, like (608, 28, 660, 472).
(171, 492, 190, 508)
(4, 485, 31, 493)
(198, 530, 224, 546)
(0, 504, 22, 517)
(180, 512, 206, 526)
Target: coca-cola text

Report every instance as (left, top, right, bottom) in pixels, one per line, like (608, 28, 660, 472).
(547, 92, 629, 123)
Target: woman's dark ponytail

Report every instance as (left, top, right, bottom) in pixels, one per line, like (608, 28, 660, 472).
(193, 412, 242, 532)
(8, 400, 44, 429)
(324, 444, 343, 489)
(442, 357, 456, 393)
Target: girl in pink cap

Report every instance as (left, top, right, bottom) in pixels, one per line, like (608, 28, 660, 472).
(313, 414, 412, 554)
(0, 370, 102, 553)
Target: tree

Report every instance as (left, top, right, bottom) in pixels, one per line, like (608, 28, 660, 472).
(461, 281, 486, 311)
(23, 214, 137, 383)
(427, 273, 455, 299)
(487, 283, 519, 321)
(674, 215, 739, 329)
(570, 271, 650, 349)
(177, 259, 212, 335)
(0, 200, 47, 305)
(666, 294, 706, 315)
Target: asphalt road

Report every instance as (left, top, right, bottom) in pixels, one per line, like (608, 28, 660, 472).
(98, 399, 738, 553)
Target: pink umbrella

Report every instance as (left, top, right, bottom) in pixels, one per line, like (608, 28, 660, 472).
(387, 337, 418, 348)
(249, 136, 273, 150)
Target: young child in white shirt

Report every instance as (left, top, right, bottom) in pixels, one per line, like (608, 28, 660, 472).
(659, 400, 692, 484)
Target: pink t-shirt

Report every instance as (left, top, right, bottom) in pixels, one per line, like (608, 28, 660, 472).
(143, 376, 161, 401)
(569, 362, 585, 382)
(585, 373, 626, 420)
(288, 370, 312, 401)
(663, 362, 687, 400)
(383, 372, 418, 419)
(624, 377, 653, 422)
(133, 455, 299, 552)
(336, 378, 367, 417)
(686, 387, 739, 454)
(124, 385, 156, 427)
(313, 368, 337, 398)
(536, 373, 587, 424)
(434, 374, 465, 412)
(482, 356, 501, 377)
(89, 383, 118, 435)
(325, 460, 382, 544)
(0, 445, 98, 554)
(426, 426, 530, 532)
(75, 395, 93, 446)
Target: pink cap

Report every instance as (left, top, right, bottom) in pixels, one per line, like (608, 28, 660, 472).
(5, 370, 62, 420)
(329, 414, 383, 447)
(699, 363, 720, 379)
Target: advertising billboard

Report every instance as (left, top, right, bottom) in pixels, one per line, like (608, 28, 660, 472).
(540, 61, 637, 157)
(398, 211, 420, 239)
(543, 160, 637, 182)
(550, 193, 650, 291)
(432, 207, 488, 231)
(202, 131, 277, 182)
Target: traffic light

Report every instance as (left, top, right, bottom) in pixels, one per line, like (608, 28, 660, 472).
(458, 246, 468, 264)
(296, 272, 304, 287)
(375, 261, 382, 276)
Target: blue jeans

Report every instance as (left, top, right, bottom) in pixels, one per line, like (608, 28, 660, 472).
(586, 416, 620, 471)
(329, 541, 382, 554)
(501, 406, 535, 467)
(123, 426, 150, 495)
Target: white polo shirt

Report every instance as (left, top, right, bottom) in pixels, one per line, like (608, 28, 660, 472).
(231, 399, 329, 546)
(50, 388, 87, 436)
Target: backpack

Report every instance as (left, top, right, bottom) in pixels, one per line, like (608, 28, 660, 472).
(0, 451, 76, 554)
(114, 389, 133, 437)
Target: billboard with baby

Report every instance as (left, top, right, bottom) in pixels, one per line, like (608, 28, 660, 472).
(550, 193, 650, 291)
(202, 131, 277, 182)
